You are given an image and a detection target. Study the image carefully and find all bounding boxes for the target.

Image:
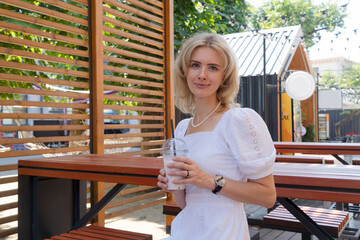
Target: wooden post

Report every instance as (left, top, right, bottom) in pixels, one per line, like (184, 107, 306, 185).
(164, 0, 175, 232)
(164, 0, 175, 140)
(89, 0, 105, 226)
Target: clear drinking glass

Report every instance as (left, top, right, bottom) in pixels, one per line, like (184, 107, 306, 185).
(161, 138, 188, 190)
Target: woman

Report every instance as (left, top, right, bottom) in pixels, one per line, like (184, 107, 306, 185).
(158, 32, 276, 239)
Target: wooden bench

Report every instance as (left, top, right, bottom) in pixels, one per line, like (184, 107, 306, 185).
(162, 203, 260, 240)
(45, 225, 152, 240)
(263, 205, 351, 239)
(353, 159, 360, 165)
(275, 155, 334, 164)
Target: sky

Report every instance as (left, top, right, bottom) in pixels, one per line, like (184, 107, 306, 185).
(246, 0, 360, 63)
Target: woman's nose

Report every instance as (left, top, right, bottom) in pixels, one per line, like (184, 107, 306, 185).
(198, 67, 207, 79)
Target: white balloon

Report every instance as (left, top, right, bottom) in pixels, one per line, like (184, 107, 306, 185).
(285, 71, 316, 101)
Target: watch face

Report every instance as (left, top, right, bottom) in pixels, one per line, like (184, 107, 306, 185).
(215, 176, 225, 187)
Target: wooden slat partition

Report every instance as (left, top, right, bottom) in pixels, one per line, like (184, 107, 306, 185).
(0, 0, 173, 237)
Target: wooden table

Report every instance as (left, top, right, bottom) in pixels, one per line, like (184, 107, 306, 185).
(274, 142, 360, 165)
(18, 154, 163, 240)
(18, 153, 360, 240)
(274, 162, 360, 239)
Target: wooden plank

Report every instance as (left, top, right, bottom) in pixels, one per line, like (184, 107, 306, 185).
(103, 0, 163, 24)
(143, 0, 163, 8)
(0, 60, 89, 78)
(0, 215, 17, 225)
(103, 114, 164, 121)
(102, 25, 163, 49)
(0, 35, 89, 58)
(103, 65, 164, 80)
(0, 164, 17, 172)
(0, 113, 89, 120)
(164, 0, 174, 140)
(90, 0, 105, 226)
(0, 135, 89, 145)
(40, 0, 88, 16)
(103, 124, 164, 129)
(102, 5, 163, 32)
(0, 8, 88, 36)
(0, 21, 88, 47)
(0, 0, 88, 26)
(0, 100, 89, 110)
(116, 148, 162, 156)
(0, 146, 89, 158)
(0, 202, 18, 211)
(0, 227, 18, 238)
(125, 0, 163, 16)
(103, 74, 164, 88)
(18, 168, 159, 186)
(0, 47, 89, 68)
(0, 86, 89, 99)
(105, 104, 165, 113)
(104, 84, 164, 97)
(18, 155, 162, 174)
(104, 94, 164, 104)
(0, 189, 17, 198)
(0, 176, 18, 185)
(0, 73, 89, 88)
(275, 155, 324, 164)
(0, 124, 89, 132)
(274, 142, 360, 155)
(104, 132, 164, 139)
(104, 141, 163, 150)
(103, 54, 164, 72)
(103, 45, 163, 66)
(103, 15, 163, 40)
(71, 0, 88, 5)
(103, 35, 163, 57)
(276, 187, 360, 204)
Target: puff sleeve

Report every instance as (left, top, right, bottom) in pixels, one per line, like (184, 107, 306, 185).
(224, 108, 276, 179)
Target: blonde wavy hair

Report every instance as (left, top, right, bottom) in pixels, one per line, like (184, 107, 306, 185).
(174, 32, 240, 114)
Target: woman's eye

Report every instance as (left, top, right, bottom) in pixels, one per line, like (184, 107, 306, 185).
(191, 63, 200, 68)
(209, 66, 218, 71)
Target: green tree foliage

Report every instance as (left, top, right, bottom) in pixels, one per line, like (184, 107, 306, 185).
(174, 0, 248, 51)
(248, 0, 346, 47)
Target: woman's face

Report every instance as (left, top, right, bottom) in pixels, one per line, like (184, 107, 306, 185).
(186, 47, 224, 101)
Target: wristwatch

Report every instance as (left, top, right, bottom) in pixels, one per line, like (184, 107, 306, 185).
(212, 175, 225, 194)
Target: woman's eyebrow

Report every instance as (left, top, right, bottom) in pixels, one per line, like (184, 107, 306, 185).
(190, 60, 220, 66)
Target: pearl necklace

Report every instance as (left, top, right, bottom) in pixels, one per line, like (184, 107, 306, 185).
(191, 102, 221, 128)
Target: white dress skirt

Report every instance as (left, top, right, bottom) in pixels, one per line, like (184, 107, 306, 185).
(162, 108, 276, 240)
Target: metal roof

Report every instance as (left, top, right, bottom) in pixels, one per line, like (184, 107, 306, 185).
(224, 25, 304, 78)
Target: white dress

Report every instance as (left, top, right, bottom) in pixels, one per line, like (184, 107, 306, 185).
(163, 108, 276, 240)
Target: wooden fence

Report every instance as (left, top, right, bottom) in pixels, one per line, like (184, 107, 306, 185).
(0, 0, 173, 237)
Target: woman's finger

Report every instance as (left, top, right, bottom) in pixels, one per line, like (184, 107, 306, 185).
(159, 168, 166, 176)
(171, 156, 192, 164)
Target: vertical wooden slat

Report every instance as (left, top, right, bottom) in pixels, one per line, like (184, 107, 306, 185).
(164, 0, 175, 230)
(89, 0, 105, 226)
(164, 0, 174, 139)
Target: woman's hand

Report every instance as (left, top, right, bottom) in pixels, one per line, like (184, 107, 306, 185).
(157, 168, 171, 191)
(168, 157, 215, 190)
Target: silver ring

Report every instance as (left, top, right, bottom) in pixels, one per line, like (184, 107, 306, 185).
(186, 170, 190, 178)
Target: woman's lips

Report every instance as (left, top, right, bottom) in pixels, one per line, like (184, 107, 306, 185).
(194, 83, 209, 88)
